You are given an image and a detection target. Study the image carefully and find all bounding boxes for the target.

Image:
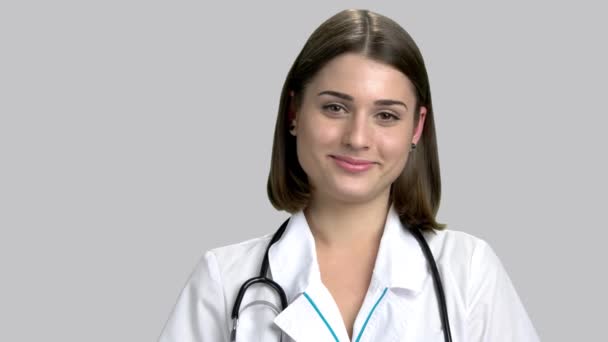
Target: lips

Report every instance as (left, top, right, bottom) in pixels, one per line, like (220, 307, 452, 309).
(330, 155, 376, 173)
(331, 155, 375, 165)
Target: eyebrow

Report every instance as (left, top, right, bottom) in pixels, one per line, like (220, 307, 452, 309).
(317, 90, 408, 110)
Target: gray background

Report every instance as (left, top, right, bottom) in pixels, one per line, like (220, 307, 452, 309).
(1, 1, 606, 341)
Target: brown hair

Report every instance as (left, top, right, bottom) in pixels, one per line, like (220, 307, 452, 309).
(267, 9, 445, 231)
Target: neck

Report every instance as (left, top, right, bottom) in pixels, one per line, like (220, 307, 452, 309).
(304, 190, 391, 250)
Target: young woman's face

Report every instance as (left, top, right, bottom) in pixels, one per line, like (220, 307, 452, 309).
(292, 53, 426, 205)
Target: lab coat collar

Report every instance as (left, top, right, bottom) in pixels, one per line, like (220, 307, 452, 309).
(268, 205, 431, 340)
(267, 209, 319, 303)
(373, 204, 430, 294)
(267, 204, 430, 302)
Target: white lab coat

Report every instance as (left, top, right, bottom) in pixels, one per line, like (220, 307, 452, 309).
(159, 206, 540, 341)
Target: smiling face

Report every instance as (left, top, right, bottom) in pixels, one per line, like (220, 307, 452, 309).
(291, 53, 427, 205)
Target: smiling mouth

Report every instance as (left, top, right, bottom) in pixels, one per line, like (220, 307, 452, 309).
(330, 155, 375, 165)
(329, 155, 376, 172)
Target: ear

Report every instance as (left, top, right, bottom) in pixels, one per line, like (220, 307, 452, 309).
(289, 90, 298, 136)
(288, 90, 297, 121)
(412, 106, 427, 145)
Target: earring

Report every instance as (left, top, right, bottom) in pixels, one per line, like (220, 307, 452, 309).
(411, 143, 416, 150)
(289, 122, 297, 136)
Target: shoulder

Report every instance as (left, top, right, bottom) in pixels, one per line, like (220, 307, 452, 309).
(206, 233, 274, 278)
(423, 228, 517, 302)
(426, 231, 540, 339)
(159, 234, 276, 341)
(196, 233, 276, 305)
(209, 233, 274, 263)
(185, 233, 274, 290)
(424, 228, 491, 264)
(423, 228, 503, 288)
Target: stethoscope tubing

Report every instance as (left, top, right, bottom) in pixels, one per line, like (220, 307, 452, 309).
(230, 218, 453, 342)
(408, 224, 453, 342)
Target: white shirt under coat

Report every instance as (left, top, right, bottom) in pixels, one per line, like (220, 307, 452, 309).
(159, 205, 540, 341)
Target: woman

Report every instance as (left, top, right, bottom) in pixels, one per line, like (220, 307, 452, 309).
(159, 9, 540, 342)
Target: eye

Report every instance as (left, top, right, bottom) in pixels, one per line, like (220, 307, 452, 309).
(376, 112, 400, 122)
(322, 103, 346, 114)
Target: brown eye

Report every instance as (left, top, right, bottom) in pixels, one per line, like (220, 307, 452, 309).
(376, 112, 399, 121)
(323, 104, 346, 114)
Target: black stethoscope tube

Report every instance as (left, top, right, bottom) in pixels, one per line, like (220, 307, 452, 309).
(409, 224, 453, 342)
(231, 218, 453, 342)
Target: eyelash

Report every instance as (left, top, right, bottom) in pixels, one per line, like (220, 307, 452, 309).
(322, 104, 401, 121)
(323, 104, 346, 114)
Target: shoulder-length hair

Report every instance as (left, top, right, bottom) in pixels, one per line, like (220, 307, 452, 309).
(267, 9, 445, 231)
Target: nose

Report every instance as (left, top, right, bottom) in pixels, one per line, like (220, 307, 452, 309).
(342, 113, 371, 150)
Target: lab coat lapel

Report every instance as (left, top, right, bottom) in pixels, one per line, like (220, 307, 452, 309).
(359, 287, 416, 342)
(266, 210, 317, 303)
(268, 206, 430, 299)
(360, 205, 434, 341)
(372, 205, 430, 294)
(268, 211, 350, 341)
(267, 206, 435, 341)
(273, 282, 350, 341)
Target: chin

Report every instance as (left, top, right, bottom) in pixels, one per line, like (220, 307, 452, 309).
(326, 184, 381, 204)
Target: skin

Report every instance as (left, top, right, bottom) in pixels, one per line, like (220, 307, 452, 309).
(290, 52, 427, 338)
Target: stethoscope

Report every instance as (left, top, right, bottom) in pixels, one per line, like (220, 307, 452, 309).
(230, 218, 453, 342)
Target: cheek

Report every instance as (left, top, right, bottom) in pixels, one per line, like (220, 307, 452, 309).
(378, 132, 411, 163)
(300, 116, 342, 151)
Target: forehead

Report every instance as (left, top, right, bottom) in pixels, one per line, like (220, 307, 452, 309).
(304, 53, 416, 104)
